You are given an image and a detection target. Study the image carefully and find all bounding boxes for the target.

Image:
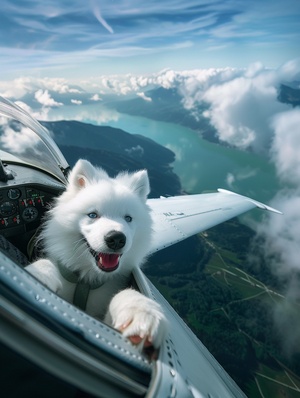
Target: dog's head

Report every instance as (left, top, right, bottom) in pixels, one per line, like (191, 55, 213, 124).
(48, 160, 152, 281)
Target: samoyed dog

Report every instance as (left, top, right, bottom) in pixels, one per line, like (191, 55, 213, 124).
(26, 159, 167, 350)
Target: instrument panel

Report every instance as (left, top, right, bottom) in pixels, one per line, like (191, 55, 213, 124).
(0, 184, 60, 238)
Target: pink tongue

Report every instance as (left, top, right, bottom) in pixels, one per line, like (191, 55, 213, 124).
(98, 253, 120, 271)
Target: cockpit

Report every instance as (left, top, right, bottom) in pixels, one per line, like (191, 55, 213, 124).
(0, 97, 154, 397)
(0, 97, 68, 254)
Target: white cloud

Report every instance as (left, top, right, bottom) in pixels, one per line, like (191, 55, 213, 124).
(136, 92, 152, 102)
(14, 100, 50, 121)
(178, 63, 299, 153)
(125, 145, 144, 158)
(251, 186, 300, 354)
(0, 76, 33, 98)
(90, 94, 102, 101)
(253, 106, 300, 294)
(252, 105, 300, 283)
(41, 78, 81, 94)
(91, 0, 114, 34)
(226, 168, 258, 190)
(34, 89, 63, 107)
(0, 124, 40, 154)
(274, 283, 300, 355)
(256, 191, 300, 274)
(270, 108, 300, 185)
(71, 99, 82, 105)
(0, 76, 80, 100)
(165, 143, 183, 162)
(47, 104, 120, 125)
(226, 173, 235, 189)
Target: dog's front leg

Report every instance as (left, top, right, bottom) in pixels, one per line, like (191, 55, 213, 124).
(26, 259, 63, 293)
(105, 288, 168, 352)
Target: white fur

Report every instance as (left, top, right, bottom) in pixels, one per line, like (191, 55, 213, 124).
(26, 159, 167, 349)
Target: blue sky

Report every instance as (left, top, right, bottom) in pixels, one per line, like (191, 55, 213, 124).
(0, 0, 299, 80)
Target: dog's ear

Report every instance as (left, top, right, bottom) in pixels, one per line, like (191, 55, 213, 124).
(117, 170, 150, 201)
(132, 170, 150, 201)
(68, 159, 108, 190)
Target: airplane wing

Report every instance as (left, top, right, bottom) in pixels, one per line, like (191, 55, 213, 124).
(148, 188, 281, 253)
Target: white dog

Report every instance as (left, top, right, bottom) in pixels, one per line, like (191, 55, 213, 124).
(26, 159, 167, 350)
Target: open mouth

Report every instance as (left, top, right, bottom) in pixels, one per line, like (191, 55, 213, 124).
(88, 246, 121, 272)
(94, 252, 121, 272)
(83, 235, 122, 272)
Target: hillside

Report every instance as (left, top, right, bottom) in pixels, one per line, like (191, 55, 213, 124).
(42, 120, 182, 198)
(278, 83, 300, 107)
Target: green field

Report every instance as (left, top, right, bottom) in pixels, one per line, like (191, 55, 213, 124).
(203, 235, 300, 397)
(206, 249, 285, 306)
(146, 221, 300, 398)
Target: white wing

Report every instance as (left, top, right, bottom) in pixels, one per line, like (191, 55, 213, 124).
(148, 189, 281, 254)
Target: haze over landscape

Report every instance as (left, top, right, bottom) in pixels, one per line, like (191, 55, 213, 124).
(1, 1, 300, 396)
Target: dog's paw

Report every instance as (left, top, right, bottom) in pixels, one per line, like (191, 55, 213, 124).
(26, 259, 63, 293)
(105, 289, 168, 350)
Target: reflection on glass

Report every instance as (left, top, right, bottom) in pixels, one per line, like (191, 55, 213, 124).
(0, 97, 68, 183)
(1, 121, 40, 155)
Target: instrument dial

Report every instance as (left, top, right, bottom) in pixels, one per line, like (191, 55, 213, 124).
(22, 206, 39, 222)
(7, 188, 21, 200)
(0, 202, 16, 217)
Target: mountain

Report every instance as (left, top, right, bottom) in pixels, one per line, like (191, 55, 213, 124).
(278, 83, 300, 107)
(41, 120, 182, 198)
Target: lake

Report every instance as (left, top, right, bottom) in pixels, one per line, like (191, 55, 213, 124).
(49, 105, 280, 208)
(106, 113, 280, 202)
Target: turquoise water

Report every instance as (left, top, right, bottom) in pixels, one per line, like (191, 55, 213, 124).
(106, 113, 280, 204)
(49, 104, 280, 205)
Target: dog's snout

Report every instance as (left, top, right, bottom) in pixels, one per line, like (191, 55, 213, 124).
(105, 231, 126, 250)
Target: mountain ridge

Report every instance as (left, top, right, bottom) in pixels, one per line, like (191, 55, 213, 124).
(42, 120, 182, 198)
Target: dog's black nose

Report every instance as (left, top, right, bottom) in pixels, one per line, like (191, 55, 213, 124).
(105, 231, 126, 250)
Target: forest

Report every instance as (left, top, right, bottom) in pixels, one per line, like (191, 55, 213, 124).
(144, 218, 300, 395)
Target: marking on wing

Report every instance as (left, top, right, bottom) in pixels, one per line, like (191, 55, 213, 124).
(163, 207, 223, 221)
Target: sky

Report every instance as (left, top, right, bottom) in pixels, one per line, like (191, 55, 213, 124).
(0, 0, 299, 80)
(1, 0, 300, 352)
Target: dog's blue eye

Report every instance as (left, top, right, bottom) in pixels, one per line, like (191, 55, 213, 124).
(125, 215, 132, 223)
(87, 212, 98, 219)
